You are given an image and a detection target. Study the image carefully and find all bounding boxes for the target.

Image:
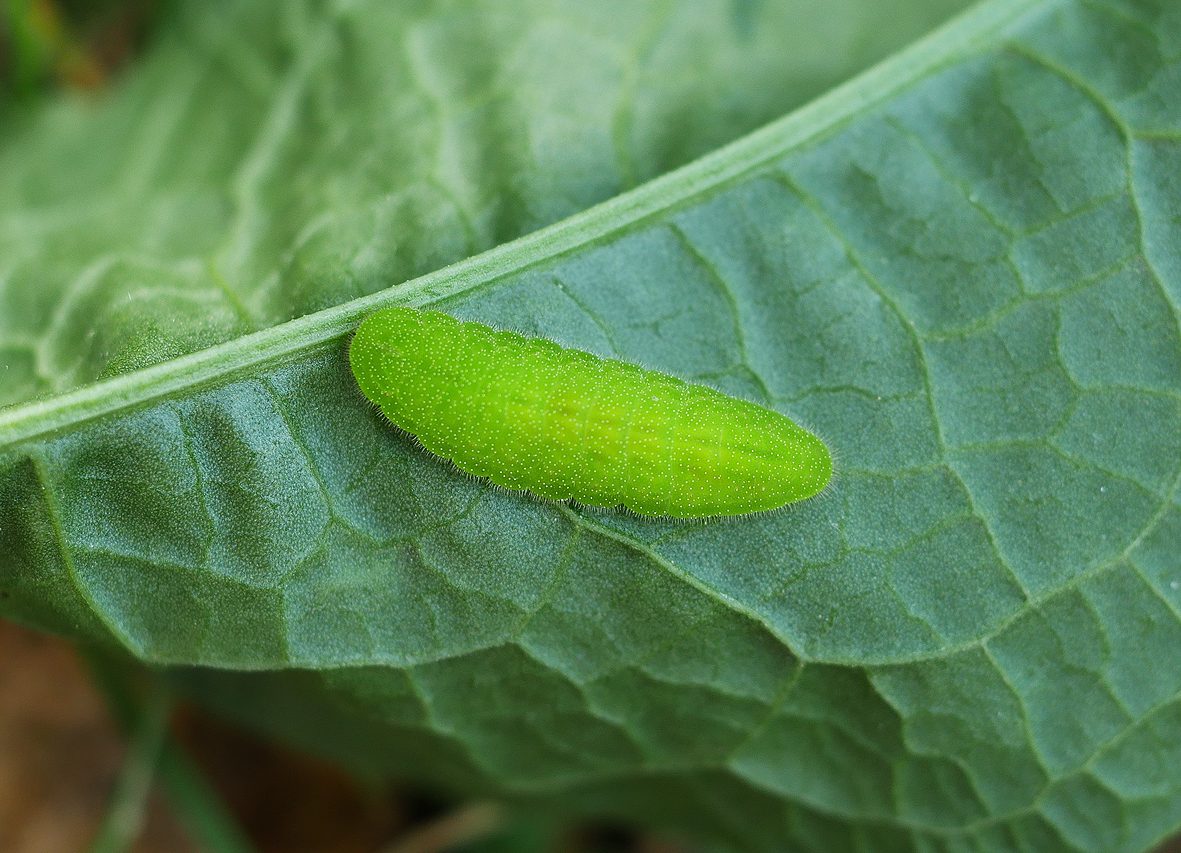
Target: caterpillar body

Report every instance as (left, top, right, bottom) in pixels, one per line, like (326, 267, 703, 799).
(349, 307, 832, 518)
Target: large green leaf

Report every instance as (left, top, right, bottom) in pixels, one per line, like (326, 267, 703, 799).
(3, 0, 1181, 849)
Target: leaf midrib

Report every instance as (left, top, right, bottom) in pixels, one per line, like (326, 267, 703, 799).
(0, 0, 1039, 451)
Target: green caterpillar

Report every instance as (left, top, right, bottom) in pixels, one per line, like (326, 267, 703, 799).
(349, 307, 832, 518)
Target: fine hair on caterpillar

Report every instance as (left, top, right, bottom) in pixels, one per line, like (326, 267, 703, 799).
(349, 306, 833, 519)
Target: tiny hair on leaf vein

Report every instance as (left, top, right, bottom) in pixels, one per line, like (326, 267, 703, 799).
(348, 307, 832, 519)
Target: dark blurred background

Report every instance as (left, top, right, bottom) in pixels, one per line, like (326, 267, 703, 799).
(1, 0, 159, 97)
(0, 619, 694, 851)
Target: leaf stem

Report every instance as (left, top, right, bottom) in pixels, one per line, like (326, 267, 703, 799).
(87, 680, 169, 853)
(81, 650, 257, 853)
